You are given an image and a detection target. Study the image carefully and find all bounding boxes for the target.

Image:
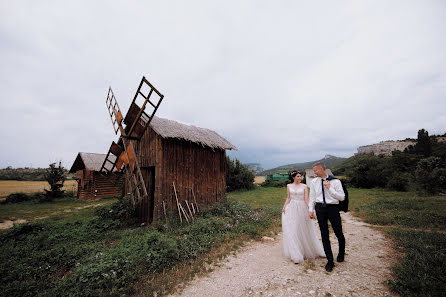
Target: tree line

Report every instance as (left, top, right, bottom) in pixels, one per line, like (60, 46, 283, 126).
(333, 129, 446, 195)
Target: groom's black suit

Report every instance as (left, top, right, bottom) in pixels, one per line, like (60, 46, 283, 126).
(310, 176, 345, 265)
(315, 202, 345, 264)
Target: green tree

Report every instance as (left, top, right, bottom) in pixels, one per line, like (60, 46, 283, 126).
(44, 161, 66, 201)
(415, 157, 446, 195)
(226, 157, 255, 192)
(415, 128, 432, 157)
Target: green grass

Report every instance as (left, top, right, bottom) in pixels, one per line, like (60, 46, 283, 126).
(233, 186, 446, 296)
(0, 196, 275, 297)
(347, 188, 446, 297)
(0, 196, 117, 222)
(386, 229, 446, 297)
(2, 186, 444, 296)
(228, 187, 286, 210)
(349, 188, 446, 230)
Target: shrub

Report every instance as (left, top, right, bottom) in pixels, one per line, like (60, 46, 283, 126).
(386, 172, 410, 192)
(95, 197, 136, 225)
(1, 192, 49, 204)
(260, 179, 288, 188)
(178, 218, 227, 260)
(226, 157, 255, 192)
(415, 157, 446, 195)
(3, 192, 33, 204)
(144, 231, 179, 272)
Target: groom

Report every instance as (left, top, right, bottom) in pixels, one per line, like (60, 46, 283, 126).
(308, 162, 346, 272)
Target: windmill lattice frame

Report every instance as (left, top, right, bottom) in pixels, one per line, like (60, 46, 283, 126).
(99, 76, 164, 206)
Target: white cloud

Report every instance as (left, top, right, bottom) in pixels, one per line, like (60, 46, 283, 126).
(1, 0, 445, 170)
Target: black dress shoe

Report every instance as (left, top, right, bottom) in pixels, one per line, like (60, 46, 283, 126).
(337, 254, 344, 262)
(325, 262, 334, 272)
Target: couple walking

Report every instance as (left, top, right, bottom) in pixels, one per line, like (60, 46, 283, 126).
(281, 162, 345, 272)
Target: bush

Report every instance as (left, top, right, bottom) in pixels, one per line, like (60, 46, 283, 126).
(260, 179, 289, 188)
(386, 172, 410, 191)
(226, 157, 255, 192)
(415, 157, 446, 195)
(178, 218, 227, 260)
(2, 192, 33, 204)
(1, 192, 49, 204)
(0, 197, 273, 297)
(95, 197, 136, 225)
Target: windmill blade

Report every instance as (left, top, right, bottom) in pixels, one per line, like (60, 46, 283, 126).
(106, 87, 126, 136)
(99, 141, 122, 173)
(124, 76, 164, 140)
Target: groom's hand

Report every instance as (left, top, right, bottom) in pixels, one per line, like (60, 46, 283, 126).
(323, 180, 331, 190)
(309, 211, 314, 219)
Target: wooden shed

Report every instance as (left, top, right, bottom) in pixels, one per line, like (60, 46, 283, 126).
(124, 112, 237, 224)
(69, 152, 123, 200)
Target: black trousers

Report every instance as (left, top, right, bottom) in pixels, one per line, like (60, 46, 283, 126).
(315, 203, 345, 263)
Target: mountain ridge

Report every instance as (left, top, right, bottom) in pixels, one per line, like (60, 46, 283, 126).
(258, 154, 346, 175)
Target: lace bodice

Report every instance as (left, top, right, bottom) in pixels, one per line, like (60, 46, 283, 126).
(289, 185, 305, 201)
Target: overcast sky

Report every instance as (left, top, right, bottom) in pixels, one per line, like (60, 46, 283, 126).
(1, 0, 445, 170)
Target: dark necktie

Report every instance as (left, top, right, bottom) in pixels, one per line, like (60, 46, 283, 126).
(321, 179, 326, 206)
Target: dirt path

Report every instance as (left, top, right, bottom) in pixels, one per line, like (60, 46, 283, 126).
(170, 213, 396, 297)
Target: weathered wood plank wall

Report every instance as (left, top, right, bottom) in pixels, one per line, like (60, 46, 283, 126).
(76, 170, 123, 200)
(132, 126, 227, 223)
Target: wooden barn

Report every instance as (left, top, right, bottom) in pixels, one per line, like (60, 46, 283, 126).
(124, 112, 237, 224)
(69, 152, 123, 200)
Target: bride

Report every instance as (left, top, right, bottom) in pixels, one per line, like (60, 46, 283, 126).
(282, 170, 325, 264)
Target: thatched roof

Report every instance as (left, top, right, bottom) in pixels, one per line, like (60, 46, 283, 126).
(147, 116, 237, 151)
(69, 152, 115, 173)
(123, 101, 236, 151)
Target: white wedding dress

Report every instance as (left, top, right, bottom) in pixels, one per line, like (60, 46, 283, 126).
(282, 184, 325, 263)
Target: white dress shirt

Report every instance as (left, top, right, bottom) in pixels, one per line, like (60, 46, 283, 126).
(308, 175, 345, 212)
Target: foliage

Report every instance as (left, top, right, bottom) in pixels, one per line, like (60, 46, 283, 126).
(1, 191, 73, 205)
(348, 187, 446, 297)
(226, 157, 255, 192)
(260, 178, 289, 188)
(386, 172, 410, 191)
(95, 196, 137, 226)
(415, 156, 446, 195)
(350, 188, 446, 229)
(0, 195, 273, 297)
(2, 192, 36, 204)
(387, 229, 446, 297)
(414, 128, 432, 156)
(43, 162, 66, 201)
(0, 167, 74, 181)
(333, 128, 446, 194)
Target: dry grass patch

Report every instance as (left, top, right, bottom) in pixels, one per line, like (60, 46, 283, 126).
(0, 180, 77, 198)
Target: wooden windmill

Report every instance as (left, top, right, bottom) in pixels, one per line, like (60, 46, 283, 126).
(99, 76, 164, 206)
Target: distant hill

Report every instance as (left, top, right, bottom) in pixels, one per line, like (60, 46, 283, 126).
(259, 155, 347, 175)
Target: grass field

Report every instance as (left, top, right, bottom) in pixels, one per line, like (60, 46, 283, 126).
(0, 186, 444, 296)
(0, 180, 78, 198)
(0, 188, 277, 297)
(231, 186, 446, 297)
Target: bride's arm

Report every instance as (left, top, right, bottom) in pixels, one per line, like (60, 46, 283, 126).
(282, 185, 291, 214)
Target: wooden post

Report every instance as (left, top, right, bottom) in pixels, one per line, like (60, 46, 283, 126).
(173, 182, 182, 223)
(185, 200, 194, 218)
(179, 203, 190, 223)
(162, 200, 168, 224)
(191, 187, 199, 213)
(191, 201, 196, 215)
